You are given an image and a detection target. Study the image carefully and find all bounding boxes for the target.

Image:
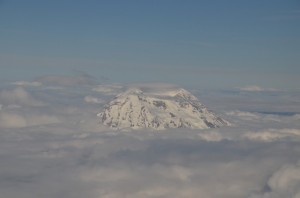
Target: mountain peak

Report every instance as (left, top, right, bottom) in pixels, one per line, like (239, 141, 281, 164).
(172, 88, 198, 100)
(97, 87, 230, 130)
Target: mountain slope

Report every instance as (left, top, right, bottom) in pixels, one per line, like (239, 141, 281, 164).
(97, 88, 230, 130)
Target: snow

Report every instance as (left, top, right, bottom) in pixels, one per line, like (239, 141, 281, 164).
(98, 88, 230, 130)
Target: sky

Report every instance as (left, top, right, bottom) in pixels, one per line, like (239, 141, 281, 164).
(1, 0, 299, 90)
(0, 76, 300, 198)
(1, 3, 300, 197)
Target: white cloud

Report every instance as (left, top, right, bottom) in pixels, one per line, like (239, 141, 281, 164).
(11, 81, 42, 87)
(249, 161, 300, 198)
(127, 82, 180, 93)
(197, 131, 224, 141)
(239, 85, 265, 91)
(243, 129, 300, 142)
(237, 86, 278, 92)
(84, 96, 104, 104)
(226, 110, 300, 125)
(226, 111, 261, 120)
(92, 84, 123, 95)
(0, 111, 60, 128)
(36, 74, 96, 86)
(268, 162, 300, 196)
(293, 114, 300, 121)
(0, 80, 300, 198)
(0, 87, 45, 106)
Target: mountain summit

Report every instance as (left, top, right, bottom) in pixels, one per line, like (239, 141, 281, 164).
(97, 87, 230, 130)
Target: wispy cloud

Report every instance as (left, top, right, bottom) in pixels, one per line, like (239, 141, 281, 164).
(243, 128, 300, 142)
(0, 111, 60, 128)
(92, 84, 123, 95)
(84, 95, 104, 104)
(0, 87, 45, 107)
(11, 81, 42, 87)
(35, 74, 97, 87)
(237, 85, 278, 92)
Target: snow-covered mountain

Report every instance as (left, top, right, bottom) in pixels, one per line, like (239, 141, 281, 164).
(97, 87, 230, 130)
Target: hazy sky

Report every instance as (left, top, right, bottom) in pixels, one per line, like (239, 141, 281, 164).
(1, 2, 300, 197)
(1, 0, 299, 90)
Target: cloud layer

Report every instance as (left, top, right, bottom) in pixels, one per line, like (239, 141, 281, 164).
(0, 77, 299, 198)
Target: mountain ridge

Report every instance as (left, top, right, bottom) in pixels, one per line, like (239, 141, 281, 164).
(97, 87, 230, 130)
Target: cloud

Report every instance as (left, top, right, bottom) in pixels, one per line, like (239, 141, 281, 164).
(11, 81, 42, 87)
(238, 85, 265, 91)
(293, 114, 300, 120)
(197, 131, 223, 141)
(84, 95, 104, 104)
(237, 86, 278, 92)
(0, 111, 60, 128)
(127, 82, 180, 92)
(249, 161, 300, 198)
(266, 162, 300, 197)
(0, 87, 45, 106)
(226, 111, 261, 120)
(243, 129, 300, 142)
(226, 111, 300, 125)
(0, 125, 299, 198)
(92, 84, 123, 95)
(35, 74, 97, 87)
(0, 80, 300, 198)
(1, 129, 298, 198)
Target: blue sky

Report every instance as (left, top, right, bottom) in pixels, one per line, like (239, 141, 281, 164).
(1, 0, 299, 90)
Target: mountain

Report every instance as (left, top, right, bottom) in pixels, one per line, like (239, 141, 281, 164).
(97, 87, 230, 130)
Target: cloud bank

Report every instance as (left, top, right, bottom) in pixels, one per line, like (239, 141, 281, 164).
(0, 77, 299, 198)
